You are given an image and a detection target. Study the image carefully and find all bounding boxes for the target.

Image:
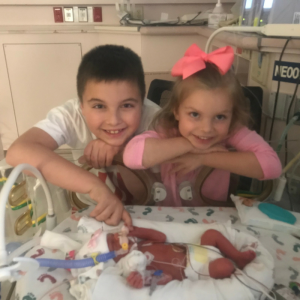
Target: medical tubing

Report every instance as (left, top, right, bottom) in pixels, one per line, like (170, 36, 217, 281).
(238, 269, 276, 300)
(36, 251, 117, 268)
(276, 115, 299, 153)
(283, 151, 300, 174)
(205, 26, 262, 53)
(7, 237, 40, 263)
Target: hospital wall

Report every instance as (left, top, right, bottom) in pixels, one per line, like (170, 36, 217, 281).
(1, 1, 300, 172)
(0, 2, 234, 150)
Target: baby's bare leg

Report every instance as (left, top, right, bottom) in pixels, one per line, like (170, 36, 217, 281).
(201, 229, 256, 269)
(209, 258, 235, 279)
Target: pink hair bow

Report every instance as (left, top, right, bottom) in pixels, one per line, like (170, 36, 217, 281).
(171, 44, 234, 79)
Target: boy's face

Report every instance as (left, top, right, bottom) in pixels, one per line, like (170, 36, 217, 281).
(81, 80, 143, 147)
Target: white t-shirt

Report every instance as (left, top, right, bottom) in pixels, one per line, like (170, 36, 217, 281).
(35, 98, 160, 161)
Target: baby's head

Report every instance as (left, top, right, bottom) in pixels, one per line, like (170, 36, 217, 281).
(77, 45, 146, 147)
(153, 45, 250, 151)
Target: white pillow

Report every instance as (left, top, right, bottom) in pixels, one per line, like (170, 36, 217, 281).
(231, 194, 300, 237)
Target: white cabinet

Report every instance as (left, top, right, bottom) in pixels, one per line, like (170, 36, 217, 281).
(4, 43, 82, 136)
(0, 31, 100, 149)
(0, 26, 204, 149)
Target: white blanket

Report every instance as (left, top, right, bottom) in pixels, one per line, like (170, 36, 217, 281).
(91, 219, 274, 300)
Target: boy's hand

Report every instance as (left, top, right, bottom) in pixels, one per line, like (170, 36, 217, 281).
(89, 185, 132, 227)
(78, 139, 121, 169)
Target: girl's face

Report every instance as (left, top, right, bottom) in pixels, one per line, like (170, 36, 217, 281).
(174, 88, 233, 150)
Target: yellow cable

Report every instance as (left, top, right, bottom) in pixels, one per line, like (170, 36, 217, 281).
(31, 213, 47, 225)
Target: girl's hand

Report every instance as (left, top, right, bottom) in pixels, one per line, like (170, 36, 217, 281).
(168, 153, 204, 177)
(168, 144, 228, 177)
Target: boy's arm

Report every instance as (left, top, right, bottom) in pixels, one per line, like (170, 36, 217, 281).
(6, 128, 132, 226)
(123, 131, 193, 169)
(7, 128, 104, 193)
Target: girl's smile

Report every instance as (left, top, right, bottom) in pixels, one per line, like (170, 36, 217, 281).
(193, 135, 215, 144)
(174, 88, 233, 150)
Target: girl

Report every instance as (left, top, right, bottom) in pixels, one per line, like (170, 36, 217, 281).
(123, 44, 282, 206)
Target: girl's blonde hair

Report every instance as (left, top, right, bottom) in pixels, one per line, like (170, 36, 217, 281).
(152, 63, 250, 137)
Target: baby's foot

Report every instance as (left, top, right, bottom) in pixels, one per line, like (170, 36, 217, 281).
(235, 250, 256, 269)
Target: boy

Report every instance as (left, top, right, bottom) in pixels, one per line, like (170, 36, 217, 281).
(6, 45, 160, 227)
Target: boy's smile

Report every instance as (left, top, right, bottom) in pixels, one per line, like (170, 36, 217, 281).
(174, 88, 233, 150)
(81, 80, 143, 147)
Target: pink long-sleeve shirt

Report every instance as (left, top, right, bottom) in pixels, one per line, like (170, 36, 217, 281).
(123, 127, 282, 206)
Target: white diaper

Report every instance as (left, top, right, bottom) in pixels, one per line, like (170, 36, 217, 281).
(184, 245, 223, 281)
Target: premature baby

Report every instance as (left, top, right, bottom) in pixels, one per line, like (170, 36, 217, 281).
(78, 221, 256, 288)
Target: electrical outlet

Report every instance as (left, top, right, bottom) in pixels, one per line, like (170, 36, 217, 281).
(63, 7, 74, 22)
(93, 7, 102, 22)
(53, 7, 63, 23)
(78, 7, 88, 22)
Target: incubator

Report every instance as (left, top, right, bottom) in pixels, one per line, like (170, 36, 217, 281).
(0, 159, 70, 245)
(0, 165, 275, 300)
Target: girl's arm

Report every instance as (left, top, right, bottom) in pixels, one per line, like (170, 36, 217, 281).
(123, 131, 193, 169)
(202, 127, 282, 179)
(170, 127, 282, 180)
(200, 151, 264, 179)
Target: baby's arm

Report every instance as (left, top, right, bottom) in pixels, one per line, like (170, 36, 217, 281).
(6, 128, 131, 226)
(123, 131, 193, 169)
(127, 271, 173, 288)
(129, 226, 166, 243)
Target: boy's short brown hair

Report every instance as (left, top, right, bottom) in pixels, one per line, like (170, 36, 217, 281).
(77, 45, 145, 102)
